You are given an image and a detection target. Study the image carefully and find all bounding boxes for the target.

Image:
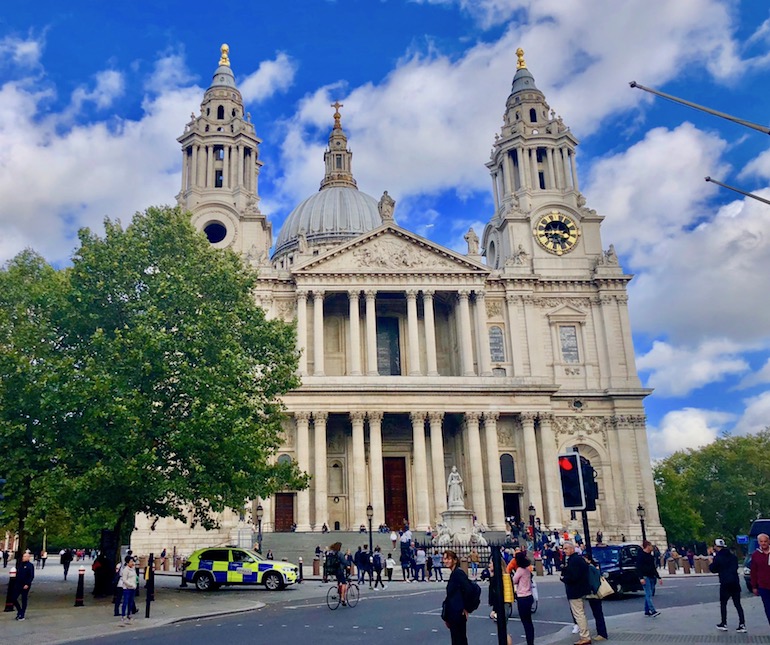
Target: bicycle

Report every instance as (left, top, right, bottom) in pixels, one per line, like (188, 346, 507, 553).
(326, 575, 360, 610)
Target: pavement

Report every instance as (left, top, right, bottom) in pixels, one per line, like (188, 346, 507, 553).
(2, 560, 770, 644)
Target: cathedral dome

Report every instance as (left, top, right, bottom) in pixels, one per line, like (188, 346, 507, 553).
(273, 186, 381, 257)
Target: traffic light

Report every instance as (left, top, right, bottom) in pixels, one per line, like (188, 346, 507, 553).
(580, 457, 598, 512)
(558, 453, 585, 509)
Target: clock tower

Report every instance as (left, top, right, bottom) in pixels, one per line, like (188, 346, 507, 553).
(482, 49, 604, 277)
(177, 44, 272, 265)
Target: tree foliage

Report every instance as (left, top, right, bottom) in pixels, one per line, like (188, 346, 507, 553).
(654, 430, 770, 545)
(0, 206, 306, 551)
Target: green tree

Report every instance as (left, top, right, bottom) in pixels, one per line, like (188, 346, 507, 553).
(654, 430, 770, 545)
(57, 206, 306, 547)
(0, 251, 69, 558)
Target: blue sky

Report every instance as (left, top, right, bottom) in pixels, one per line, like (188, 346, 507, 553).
(1, 0, 769, 460)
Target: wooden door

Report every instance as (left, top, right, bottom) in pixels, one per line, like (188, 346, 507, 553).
(274, 493, 295, 532)
(383, 457, 408, 530)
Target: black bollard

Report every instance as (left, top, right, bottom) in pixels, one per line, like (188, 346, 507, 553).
(298, 557, 303, 583)
(145, 553, 154, 618)
(4, 566, 15, 612)
(74, 565, 85, 607)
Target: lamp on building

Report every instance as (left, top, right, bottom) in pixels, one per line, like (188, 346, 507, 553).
(528, 503, 536, 545)
(636, 503, 647, 543)
(256, 504, 264, 552)
(366, 504, 374, 554)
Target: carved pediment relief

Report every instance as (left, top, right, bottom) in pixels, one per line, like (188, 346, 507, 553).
(294, 226, 488, 275)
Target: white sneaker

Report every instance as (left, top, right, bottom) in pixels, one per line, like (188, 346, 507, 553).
(572, 624, 580, 634)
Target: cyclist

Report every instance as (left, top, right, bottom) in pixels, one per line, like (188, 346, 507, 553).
(327, 541, 348, 605)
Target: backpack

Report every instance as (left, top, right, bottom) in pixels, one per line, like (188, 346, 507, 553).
(463, 577, 482, 613)
(326, 551, 341, 574)
(373, 552, 382, 570)
(587, 562, 602, 594)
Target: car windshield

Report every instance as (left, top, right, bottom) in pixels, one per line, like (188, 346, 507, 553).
(593, 547, 621, 566)
(244, 549, 264, 561)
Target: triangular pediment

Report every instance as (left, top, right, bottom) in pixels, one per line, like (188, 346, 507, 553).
(546, 304, 587, 320)
(293, 224, 489, 275)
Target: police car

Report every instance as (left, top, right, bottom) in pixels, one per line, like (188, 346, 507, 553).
(182, 546, 299, 591)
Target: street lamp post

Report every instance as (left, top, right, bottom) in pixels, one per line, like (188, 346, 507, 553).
(637, 504, 647, 543)
(528, 504, 536, 548)
(749, 491, 757, 519)
(256, 504, 264, 552)
(366, 504, 374, 555)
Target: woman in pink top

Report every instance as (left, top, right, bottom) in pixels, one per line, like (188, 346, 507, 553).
(513, 551, 535, 645)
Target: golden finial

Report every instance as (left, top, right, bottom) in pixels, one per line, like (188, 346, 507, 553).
(219, 43, 230, 67)
(331, 101, 344, 129)
(516, 47, 526, 70)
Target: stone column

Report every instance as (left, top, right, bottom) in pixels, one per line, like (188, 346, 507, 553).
(457, 290, 475, 376)
(295, 412, 312, 531)
(368, 412, 385, 527)
(423, 291, 439, 376)
(505, 294, 524, 376)
(406, 289, 421, 375)
(570, 151, 579, 190)
(222, 145, 230, 187)
(599, 295, 619, 380)
(537, 413, 561, 528)
(483, 412, 504, 529)
(351, 411, 367, 528)
(632, 415, 661, 525)
(365, 290, 378, 376)
(546, 148, 557, 189)
(410, 412, 430, 530)
(520, 413, 543, 515)
(206, 145, 215, 188)
(296, 291, 308, 376)
(522, 296, 545, 377)
(474, 291, 492, 376)
(465, 412, 487, 524)
(348, 290, 362, 376)
(615, 416, 639, 525)
(313, 412, 328, 531)
(429, 412, 446, 521)
(181, 148, 189, 191)
(237, 144, 244, 188)
(313, 290, 325, 376)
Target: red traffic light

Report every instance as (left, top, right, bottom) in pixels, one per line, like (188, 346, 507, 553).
(559, 456, 575, 471)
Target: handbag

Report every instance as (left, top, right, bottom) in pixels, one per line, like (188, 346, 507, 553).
(596, 577, 614, 599)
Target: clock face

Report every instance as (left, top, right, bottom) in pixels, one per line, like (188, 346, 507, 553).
(534, 211, 580, 255)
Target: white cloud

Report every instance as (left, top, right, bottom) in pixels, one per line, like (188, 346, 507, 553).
(0, 34, 45, 69)
(737, 358, 770, 390)
(69, 69, 125, 113)
(647, 407, 733, 459)
(637, 339, 750, 397)
(144, 53, 196, 92)
(733, 390, 770, 436)
(239, 52, 297, 104)
(740, 148, 770, 180)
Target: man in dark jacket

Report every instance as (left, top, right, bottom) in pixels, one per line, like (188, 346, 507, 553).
(14, 551, 35, 620)
(560, 541, 591, 645)
(710, 538, 746, 632)
(750, 533, 770, 626)
(636, 540, 662, 617)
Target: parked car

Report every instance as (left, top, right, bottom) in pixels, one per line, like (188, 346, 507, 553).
(743, 518, 770, 593)
(182, 546, 299, 591)
(592, 543, 644, 594)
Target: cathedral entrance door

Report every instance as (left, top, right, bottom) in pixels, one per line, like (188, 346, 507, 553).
(274, 493, 295, 532)
(383, 457, 408, 530)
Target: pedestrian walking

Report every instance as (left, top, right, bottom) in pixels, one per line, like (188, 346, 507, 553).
(119, 557, 138, 623)
(512, 552, 535, 645)
(372, 546, 386, 589)
(710, 538, 746, 633)
(585, 553, 609, 642)
(560, 540, 591, 645)
(60, 548, 73, 580)
(385, 553, 395, 582)
(751, 533, 770, 627)
(441, 550, 470, 645)
(2, 549, 9, 567)
(469, 548, 480, 579)
(13, 551, 35, 620)
(40, 550, 48, 569)
(636, 540, 662, 617)
(432, 550, 444, 581)
(415, 545, 427, 581)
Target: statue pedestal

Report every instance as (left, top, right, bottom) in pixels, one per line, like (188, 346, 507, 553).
(439, 509, 487, 546)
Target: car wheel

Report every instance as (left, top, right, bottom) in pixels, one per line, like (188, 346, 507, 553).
(264, 572, 283, 591)
(194, 572, 216, 591)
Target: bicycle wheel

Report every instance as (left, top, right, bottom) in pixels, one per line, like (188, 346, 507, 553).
(346, 583, 360, 607)
(326, 586, 341, 610)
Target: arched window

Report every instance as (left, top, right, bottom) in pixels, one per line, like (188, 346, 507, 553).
(489, 326, 505, 362)
(500, 454, 516, 483)
(529, 108, 537, 123)
(217, 105, 225, 120)
(329, 461, 343, 495)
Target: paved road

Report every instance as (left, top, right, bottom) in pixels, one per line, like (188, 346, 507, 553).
(75, 575, 723, 645)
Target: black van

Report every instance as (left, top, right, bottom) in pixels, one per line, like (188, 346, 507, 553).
(743, 518, 770, 593)
(592, 543, 644, 594)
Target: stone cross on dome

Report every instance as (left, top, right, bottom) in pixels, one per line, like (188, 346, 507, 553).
(331, 101, 344, 129)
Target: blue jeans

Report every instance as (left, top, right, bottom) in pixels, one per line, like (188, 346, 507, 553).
(121, 588, 136, 617)
(758, 587, 770, 625)
(643, 578, 657, 614)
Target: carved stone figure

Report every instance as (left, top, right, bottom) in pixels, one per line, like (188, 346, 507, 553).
(378, 191, 395, 221)
(297, 228, 308, 253)
(464, 228, 479, 255)
(447, 466, 465, 510)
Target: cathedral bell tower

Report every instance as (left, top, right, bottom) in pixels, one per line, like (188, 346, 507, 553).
(482, 49, 605, 276)
(177, 44, 272, 265)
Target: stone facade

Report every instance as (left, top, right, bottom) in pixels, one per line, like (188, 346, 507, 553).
(131, 46, 664, 555)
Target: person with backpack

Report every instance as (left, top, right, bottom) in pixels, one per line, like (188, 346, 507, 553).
(372, 546, 386, 589)
(327, 541, 348, 605)
(441, 549, 481, 645)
